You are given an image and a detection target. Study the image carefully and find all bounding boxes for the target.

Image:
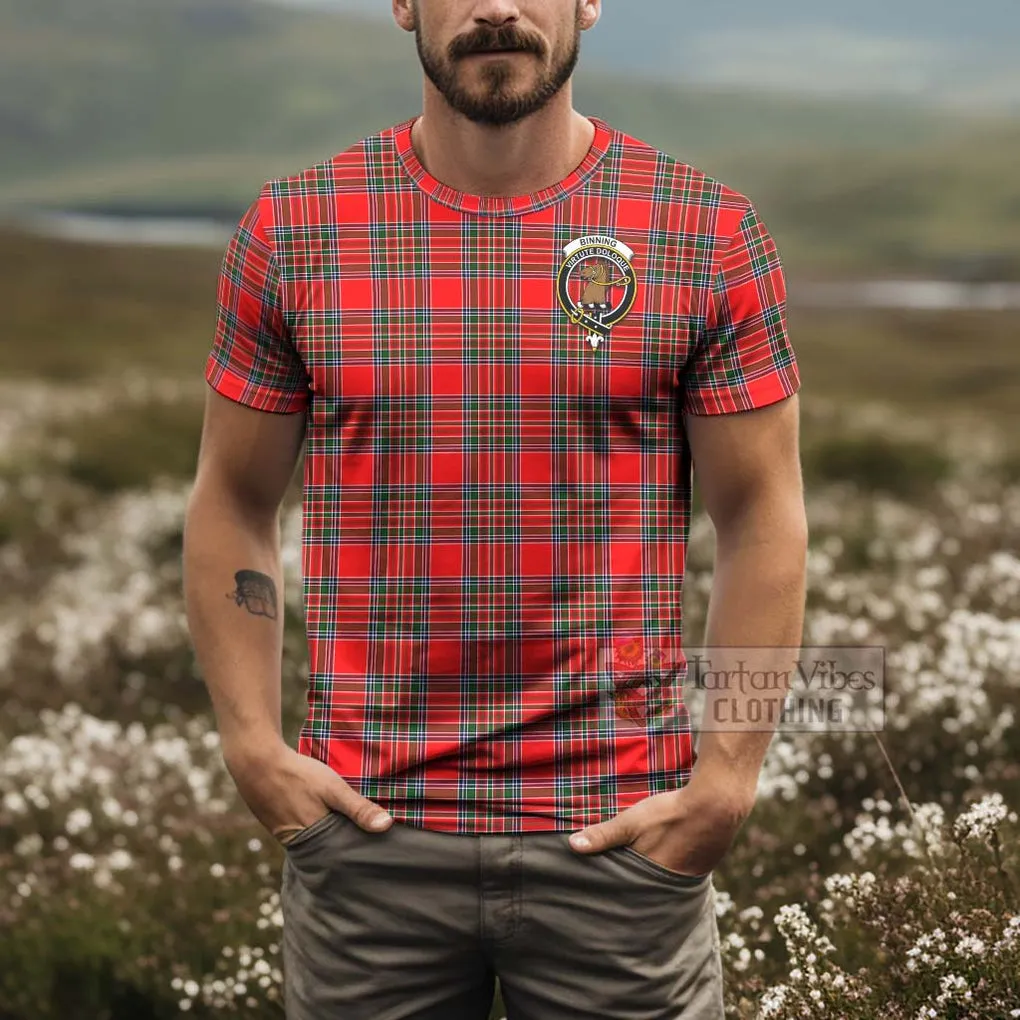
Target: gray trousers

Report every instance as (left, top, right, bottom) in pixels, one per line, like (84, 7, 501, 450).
(280, 810, 725, 1019)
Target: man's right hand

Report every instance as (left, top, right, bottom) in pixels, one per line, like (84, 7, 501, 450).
(223, 740, 393, 846)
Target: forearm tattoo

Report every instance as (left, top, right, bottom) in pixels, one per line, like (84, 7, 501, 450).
(227, 570, 278, 620)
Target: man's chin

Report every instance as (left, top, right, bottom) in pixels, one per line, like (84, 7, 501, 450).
(458, 107, 535, 129)
(448, 88, 533, 124)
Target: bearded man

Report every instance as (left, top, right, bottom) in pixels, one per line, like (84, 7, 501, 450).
(184, 2, 807, 1016)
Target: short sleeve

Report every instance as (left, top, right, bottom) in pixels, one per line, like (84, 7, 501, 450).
(682, 204, 800, 415)
(204, 192, 310, 414)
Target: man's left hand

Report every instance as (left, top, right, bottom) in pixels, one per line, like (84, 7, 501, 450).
(567, 777, 756, 877)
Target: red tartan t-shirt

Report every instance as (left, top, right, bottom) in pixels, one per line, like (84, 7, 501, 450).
(205, 115, 800, 834)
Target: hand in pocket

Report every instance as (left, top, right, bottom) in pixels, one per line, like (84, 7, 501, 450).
(222, 740, 393, 844)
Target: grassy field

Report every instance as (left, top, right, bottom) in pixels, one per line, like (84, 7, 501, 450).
(3, 228, 1018, 438)
(0, 231, 1018, 1018)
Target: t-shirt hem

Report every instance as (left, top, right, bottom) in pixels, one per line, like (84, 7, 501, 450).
(204, 356, 309, 415)
(683, 365, 801, 416)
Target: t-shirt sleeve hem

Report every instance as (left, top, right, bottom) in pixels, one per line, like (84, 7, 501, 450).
(204, 355, 309, 415)
(682, 363, 801, 416)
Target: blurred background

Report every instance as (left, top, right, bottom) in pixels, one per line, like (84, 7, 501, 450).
(0, 2, 1018, 1018)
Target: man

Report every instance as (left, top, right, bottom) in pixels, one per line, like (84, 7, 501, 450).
(182, 1, 808, 1017)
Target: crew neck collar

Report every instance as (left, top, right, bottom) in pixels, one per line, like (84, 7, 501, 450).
(392, 116, 613, 218)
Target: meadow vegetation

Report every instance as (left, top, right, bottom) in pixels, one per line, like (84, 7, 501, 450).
(0, 231, 1017, 1018)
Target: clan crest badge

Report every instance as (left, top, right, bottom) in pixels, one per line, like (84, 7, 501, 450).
(557, 235, 637, 350)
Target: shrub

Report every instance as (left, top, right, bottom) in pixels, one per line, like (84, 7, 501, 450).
(803, 435, 951, 499)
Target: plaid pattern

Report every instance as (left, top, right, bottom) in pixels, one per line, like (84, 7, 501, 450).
(205, 116, 800, 833)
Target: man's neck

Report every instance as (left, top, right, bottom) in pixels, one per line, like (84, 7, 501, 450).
(410, 85, 596, 199)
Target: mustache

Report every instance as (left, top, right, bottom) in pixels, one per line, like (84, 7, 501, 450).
(448, 24, 546, 60)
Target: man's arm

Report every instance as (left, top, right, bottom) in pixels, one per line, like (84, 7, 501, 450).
(182, 389, 393, 841)
(683, 393, 808, 818)
(183, 388, 305, 758)
(567, 395, 807, 865)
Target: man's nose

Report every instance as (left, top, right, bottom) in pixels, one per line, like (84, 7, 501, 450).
(473, 0, 521, 26)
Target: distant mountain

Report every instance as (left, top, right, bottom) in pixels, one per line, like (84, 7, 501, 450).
(278, 0, 1020, 110)
(0, 0, 967, 209)
(2, 0, 1018, 280)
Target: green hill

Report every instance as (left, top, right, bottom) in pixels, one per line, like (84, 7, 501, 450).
(301, 0, 1020, 110)
(1, 0, 1019, 276)
(0, 0, 978, 203)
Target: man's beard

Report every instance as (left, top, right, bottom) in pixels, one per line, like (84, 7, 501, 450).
(415, 20, 581, 127)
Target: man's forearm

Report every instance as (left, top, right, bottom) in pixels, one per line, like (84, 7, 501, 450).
(690, 511, 808, 798)
(182, 486, 287, 759)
